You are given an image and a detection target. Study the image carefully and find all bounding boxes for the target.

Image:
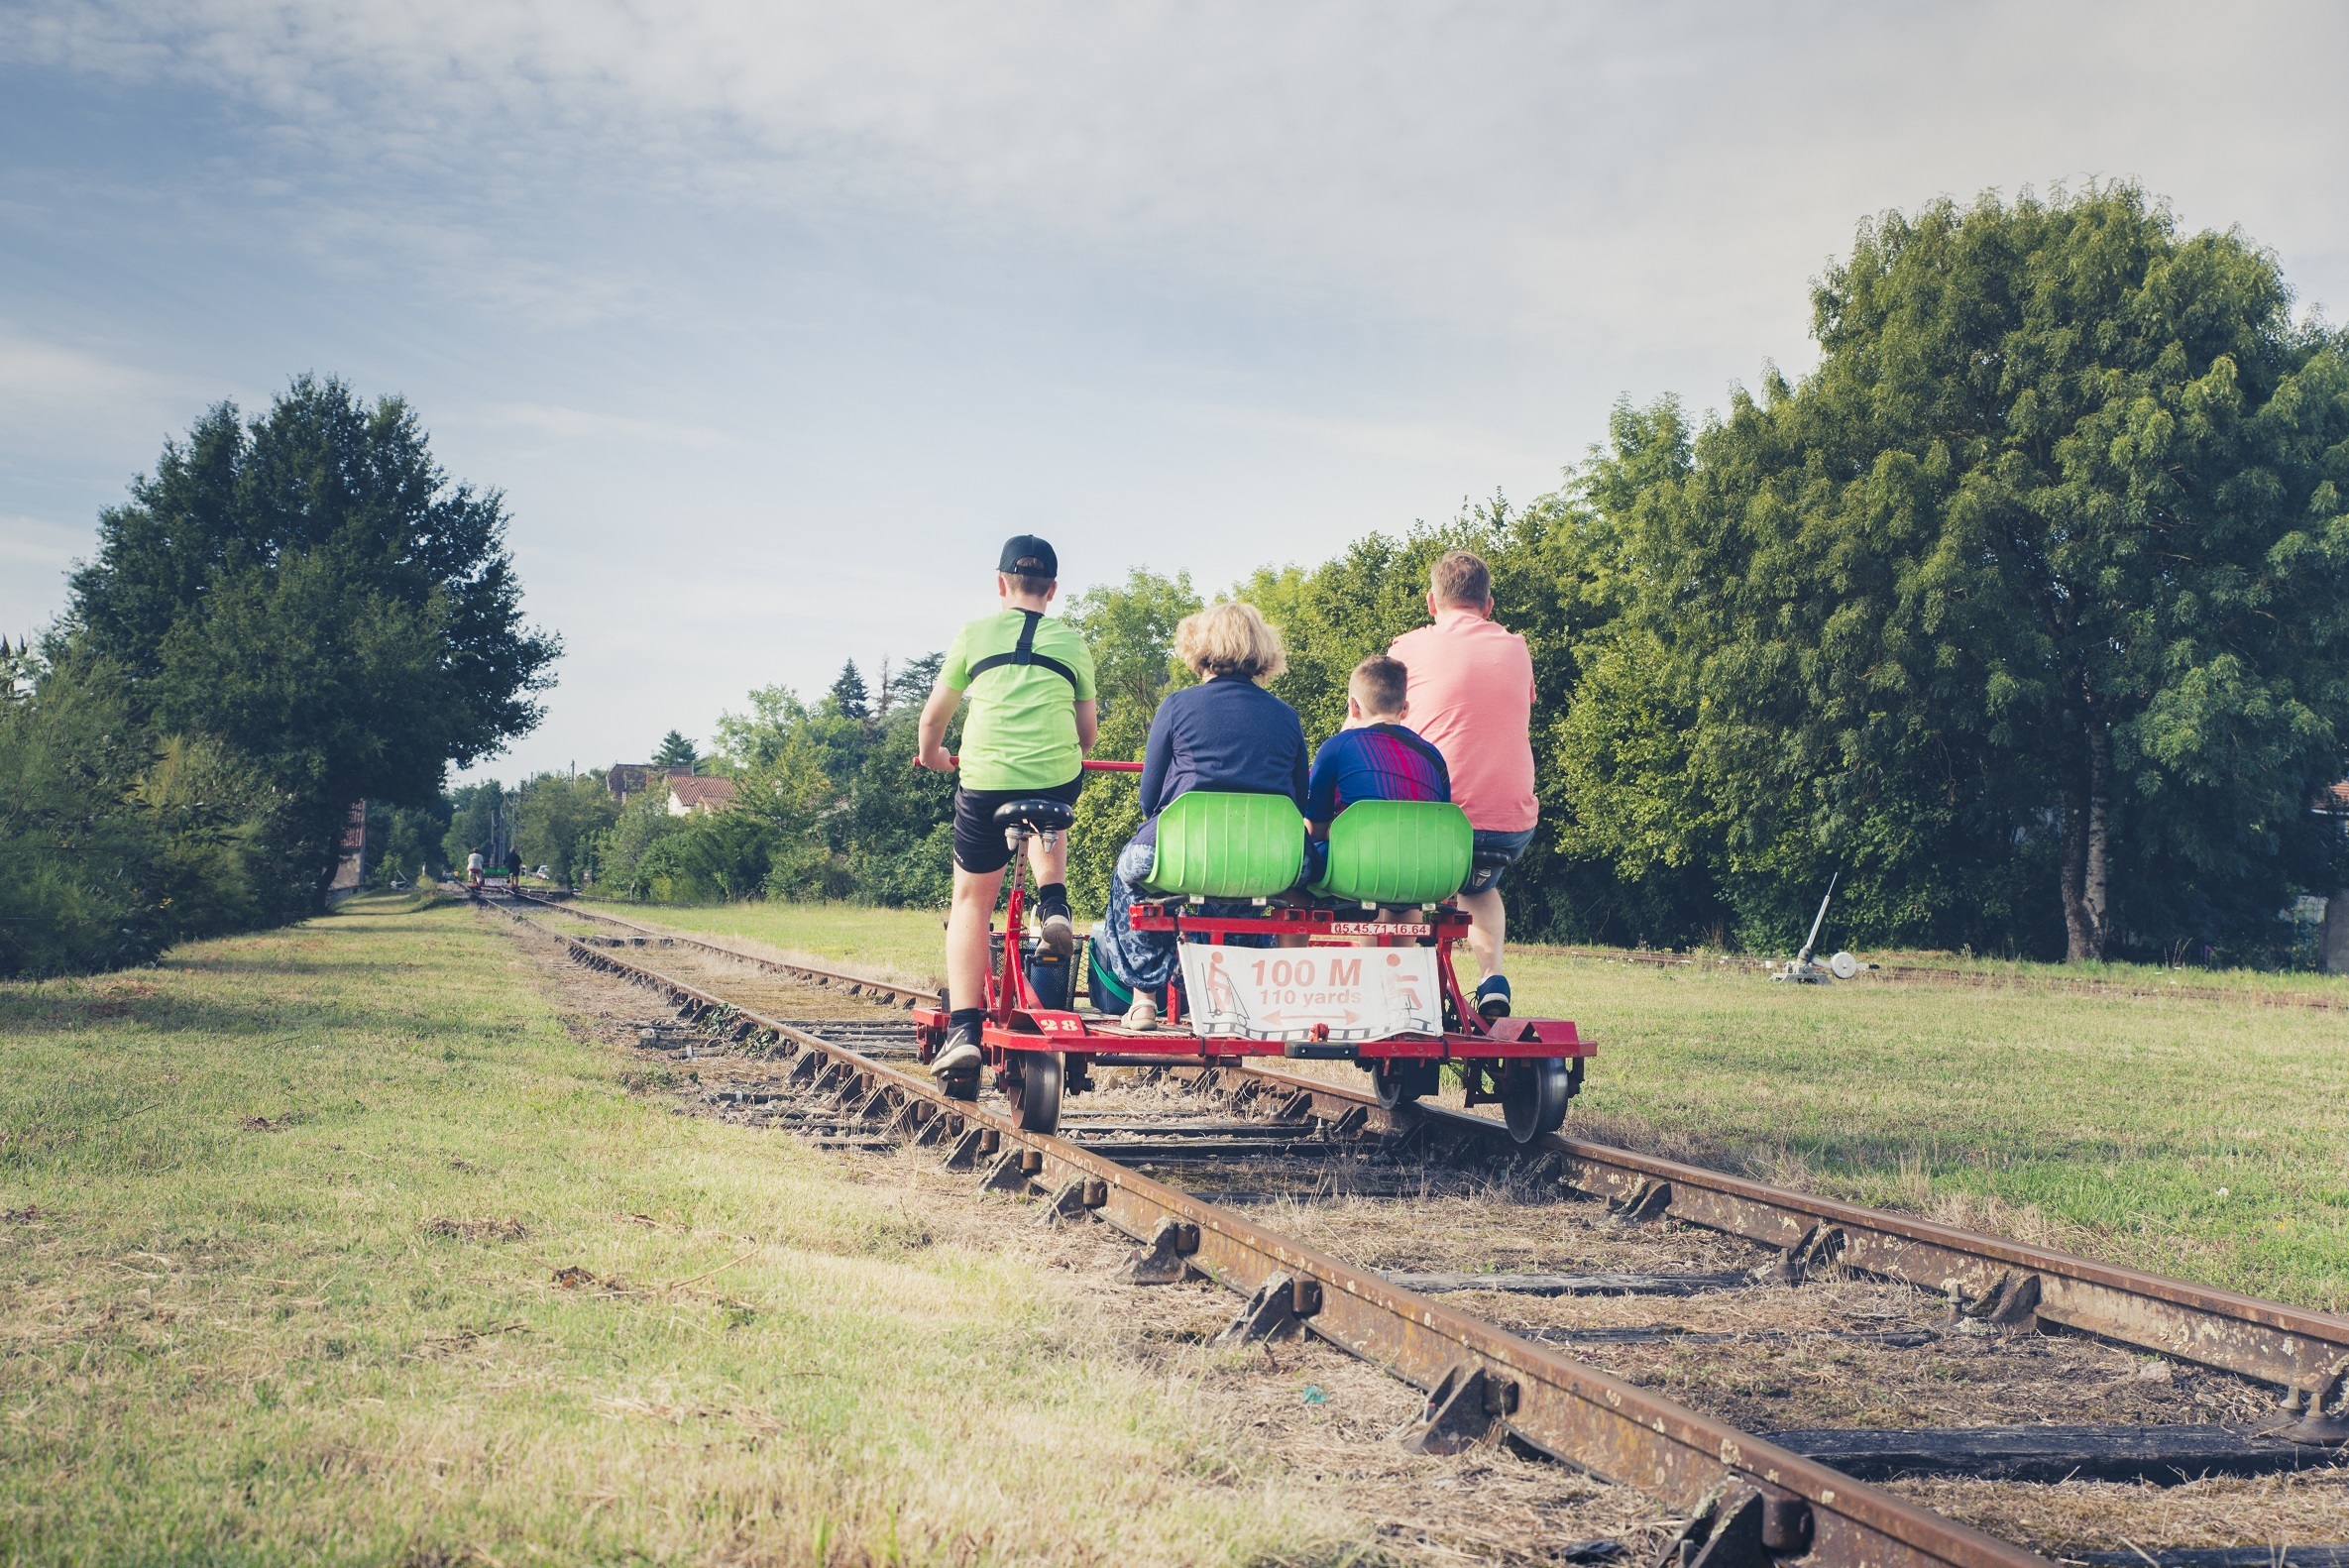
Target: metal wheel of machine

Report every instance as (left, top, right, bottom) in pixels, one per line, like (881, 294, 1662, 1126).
(1499, 1059, 1571, 1144)
(1004, 1049, 1063, 1134)
(1372, 1060, 1436, 1110)
(1372, 1062, 1419, 1110)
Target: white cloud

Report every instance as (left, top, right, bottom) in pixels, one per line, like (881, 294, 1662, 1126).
(16, 0, 2346, 356)
(483, 402, 734, 450)
(0, 327, 189, 417)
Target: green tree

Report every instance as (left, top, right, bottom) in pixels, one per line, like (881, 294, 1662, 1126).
(442, 780, 507, 868)
(888, 652, 946, 713)
(1061, 569, 1203, 915)
(651, 730, 698, 769)
(59, 376, 559, 913)
(369, 798, 452, 885)
(1568, 185, 2349, 961)
(513, 772, 621, 886)
(828, 660, 870, 720)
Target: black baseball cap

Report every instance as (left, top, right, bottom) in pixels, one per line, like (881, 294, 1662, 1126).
(997, 534, 1058, 578)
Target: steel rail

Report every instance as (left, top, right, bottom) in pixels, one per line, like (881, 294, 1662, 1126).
(504, 904, 2047, 1568)
(501, 894, 2349, 1401)
(1222, 1064, 2349, 1399)
(505, 890, 935, 1004)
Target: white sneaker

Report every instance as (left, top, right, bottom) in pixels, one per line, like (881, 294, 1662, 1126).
(1037, 909, 1075, 959)
(1120, 995, 1159, 1032)
(931, 1031, 982, 1076)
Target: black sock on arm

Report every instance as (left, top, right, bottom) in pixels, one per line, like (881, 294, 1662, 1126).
(1036, 881, 1068, 915)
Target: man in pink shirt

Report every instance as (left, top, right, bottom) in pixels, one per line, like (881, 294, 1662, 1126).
(1388, 549, 1537, 1020)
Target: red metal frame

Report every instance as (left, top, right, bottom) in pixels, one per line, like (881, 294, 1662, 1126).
(913, 777, 1594, 1097)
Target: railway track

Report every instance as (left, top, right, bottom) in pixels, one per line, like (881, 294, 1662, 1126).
(487, 890, 2349, 1566)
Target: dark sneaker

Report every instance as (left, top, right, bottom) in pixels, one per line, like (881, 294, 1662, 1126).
(931, 1025, 982, 1077)
(1476, 974, 1512, 1021)
(1037, 905, 1075, 960)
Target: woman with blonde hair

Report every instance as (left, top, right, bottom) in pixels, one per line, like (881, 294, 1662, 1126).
(1092, 601, 1308, 1029)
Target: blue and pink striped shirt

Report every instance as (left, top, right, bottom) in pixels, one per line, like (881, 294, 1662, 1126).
(1305, 723, 1451, 826)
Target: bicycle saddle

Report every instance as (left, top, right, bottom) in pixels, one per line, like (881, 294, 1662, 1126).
(1471, 844, 1517, 869)
(993, 798, 1075, 834)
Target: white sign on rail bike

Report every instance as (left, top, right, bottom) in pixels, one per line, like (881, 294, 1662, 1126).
(1176, 945, 1443, 1042)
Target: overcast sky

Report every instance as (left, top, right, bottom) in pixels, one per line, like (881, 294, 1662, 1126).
(5, 1, 2347, 782)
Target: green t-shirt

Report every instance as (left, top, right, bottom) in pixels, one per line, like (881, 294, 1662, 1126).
(944, 609, 1098, 790)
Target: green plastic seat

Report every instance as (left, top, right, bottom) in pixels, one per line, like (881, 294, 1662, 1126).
(1309, 800, 1473, 904)
(1143, 791, 1304, 899)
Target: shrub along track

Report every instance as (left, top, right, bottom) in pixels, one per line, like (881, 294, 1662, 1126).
(489, 891, 2349, 1566)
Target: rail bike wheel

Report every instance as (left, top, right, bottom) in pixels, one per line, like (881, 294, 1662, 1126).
(1499, 1059, 1571, 1144)
(1372, 1060, 1437, 1110)
(1005, 1050, 1063, 1134)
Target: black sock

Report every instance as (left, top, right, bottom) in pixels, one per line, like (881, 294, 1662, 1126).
(1037, 881, 1068, 916)
(948, 1007, 985, 1038)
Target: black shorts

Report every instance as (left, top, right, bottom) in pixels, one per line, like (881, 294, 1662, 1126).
(951, 775, 1084, 875)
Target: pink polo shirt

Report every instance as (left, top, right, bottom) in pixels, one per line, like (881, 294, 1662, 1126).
(1388, 610, 1539, 833)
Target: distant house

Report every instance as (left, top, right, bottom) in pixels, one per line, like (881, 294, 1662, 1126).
(667, 774, 739, 816)
(606, 763, 656, 800)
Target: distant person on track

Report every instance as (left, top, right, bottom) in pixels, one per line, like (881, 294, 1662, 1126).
(504, 848, 523, 885)
(1388, 549, 1537, 1020)
(917, 535, 1099, 1079)
(466, 847, 485, 890)
(1094, 602, 1307, 1032)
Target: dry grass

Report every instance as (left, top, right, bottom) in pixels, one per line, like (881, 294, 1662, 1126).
(0, 895, 1375, 1565)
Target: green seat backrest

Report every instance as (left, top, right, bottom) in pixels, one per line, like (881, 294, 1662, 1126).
(1310, 800, 1473, 904)
(1145, 792, 1304, 899)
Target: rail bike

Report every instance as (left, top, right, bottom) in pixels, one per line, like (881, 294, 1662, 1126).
(911, 759, 1594, 1142)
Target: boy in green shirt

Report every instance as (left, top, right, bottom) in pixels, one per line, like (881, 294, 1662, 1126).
(916, 536, 1098, 1075)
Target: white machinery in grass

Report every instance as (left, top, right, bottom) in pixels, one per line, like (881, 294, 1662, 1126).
(1770, 873, 1863, 984)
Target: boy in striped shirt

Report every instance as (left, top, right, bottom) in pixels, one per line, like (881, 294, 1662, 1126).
(1304, 655, 1450, 840)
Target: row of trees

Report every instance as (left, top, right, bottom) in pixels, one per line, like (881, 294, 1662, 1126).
(1226, 186, 2349, 962)
(1, 376, 558, 976)
(12, 184, 2341, 972)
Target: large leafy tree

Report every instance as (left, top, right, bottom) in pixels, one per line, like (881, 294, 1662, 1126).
(62, 376, 559, 907)
(1567, 186, 2349, 960)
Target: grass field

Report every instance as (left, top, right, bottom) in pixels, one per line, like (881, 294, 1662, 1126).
(0, 894, 1355, 1564)
(575, 897, 2349, 1313)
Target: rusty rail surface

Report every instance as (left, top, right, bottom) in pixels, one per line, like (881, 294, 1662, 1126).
(503, 905, 2048, 1568)
(1227, 1064, 2349, 1400)
(505, 890, 934, 1004)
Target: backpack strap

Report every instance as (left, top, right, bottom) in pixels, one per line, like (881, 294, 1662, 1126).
(964, 610, 1079, 689)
